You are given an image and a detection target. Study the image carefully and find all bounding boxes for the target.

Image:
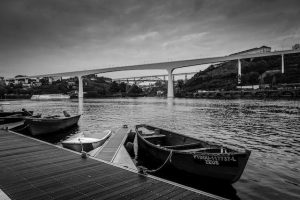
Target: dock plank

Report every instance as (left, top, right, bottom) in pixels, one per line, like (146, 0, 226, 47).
(0, 130, 221, 200)
(96, 127, 129, 161)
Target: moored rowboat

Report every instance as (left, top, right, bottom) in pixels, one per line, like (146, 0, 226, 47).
(25, 114, 81, 136)
(136, 124, 251, 183)
(0, 109, 34, 124)
(31, 94, 70, 100)
(62, 130, 112, 152)
(0, 110, 33, 117)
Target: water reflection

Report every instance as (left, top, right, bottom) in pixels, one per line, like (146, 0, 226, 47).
(138, 156, 240, 200)
(157, 169, 240, 200)
(78, 97, 83, 115)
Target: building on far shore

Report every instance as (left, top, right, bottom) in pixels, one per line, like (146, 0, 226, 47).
(230, 46, 271, 56)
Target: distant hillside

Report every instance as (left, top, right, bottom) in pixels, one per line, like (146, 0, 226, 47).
(83, 77, 111, 97)
(1, 75, 144, 99)
(184, 53, 300, 91)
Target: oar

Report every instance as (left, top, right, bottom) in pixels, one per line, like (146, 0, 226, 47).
(22, 108, 33, 116)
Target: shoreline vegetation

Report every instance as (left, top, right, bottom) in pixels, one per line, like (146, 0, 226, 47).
(1, 53, 300, 100)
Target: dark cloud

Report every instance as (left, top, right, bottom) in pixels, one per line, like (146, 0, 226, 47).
(0, 0, 300, 77)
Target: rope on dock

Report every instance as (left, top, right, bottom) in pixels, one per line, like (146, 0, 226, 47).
(143, 150, 173, 174)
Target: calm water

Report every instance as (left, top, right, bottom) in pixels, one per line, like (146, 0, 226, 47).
(2, 98, 300, 200)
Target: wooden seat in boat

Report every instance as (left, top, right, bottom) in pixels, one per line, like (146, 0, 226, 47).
(143, 134, 166, 139)
(164, 142, 203, 150)
(180, 148, 221, 153)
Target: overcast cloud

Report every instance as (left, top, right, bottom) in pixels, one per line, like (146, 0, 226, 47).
(1, 0, 300, 78)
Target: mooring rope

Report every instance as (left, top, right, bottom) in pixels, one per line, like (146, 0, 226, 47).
(78, 138, 88, 158)
(77, 138, 82, 151)
(143, 150, 173, 173)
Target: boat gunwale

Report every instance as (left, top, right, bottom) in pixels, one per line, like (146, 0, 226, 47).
(135, 124, 250, 156)
(62, 130, 112, 145)
(26, 114, 81, 136)
(27, 114, 81, 123)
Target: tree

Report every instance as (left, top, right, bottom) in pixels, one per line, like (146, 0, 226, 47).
(248, 72, 259, 85)
(0, 81, 6, 98)
(127, 84, 142, 94)
(119, 82, 127, 92)
(154, 80, 163, 87)
(58, 82, 69, 93)
(109, 81, 120, 93)
(176, 80, 184, 90)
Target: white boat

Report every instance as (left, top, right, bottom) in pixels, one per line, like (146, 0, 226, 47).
(31, 94, 70, 100)
(0, 102, 10, 105)
(62, 130, 112, 153)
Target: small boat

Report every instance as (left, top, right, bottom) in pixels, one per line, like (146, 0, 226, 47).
(62, 130, 112, 152)
(31, 94, 70, 100)
(25, 113, 81, 136)
(136, 124, 251, 183)
(0, 114, 27, 125)
(0, 110, 33, 117)
(0, 108, 34, 124)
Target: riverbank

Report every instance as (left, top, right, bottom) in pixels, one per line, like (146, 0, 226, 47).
(182, 89, 300, 99)
(2, 89, 300, 100)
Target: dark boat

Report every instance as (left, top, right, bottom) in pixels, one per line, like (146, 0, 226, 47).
(25, 114, 81, 136)
(136, 124, 251, 183)
(0, 110, 34, 124)
(0, 110, 33, 117)
(0, 114, 26, 125)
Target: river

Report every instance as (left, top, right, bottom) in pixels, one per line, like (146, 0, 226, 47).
(2, 98, 300, 200)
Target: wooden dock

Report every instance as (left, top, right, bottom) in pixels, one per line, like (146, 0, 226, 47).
(0, 129, 224, 200)
(95, 127, 129, 162)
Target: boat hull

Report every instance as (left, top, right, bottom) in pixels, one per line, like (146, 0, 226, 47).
(0, 116, 25, 124)
(0, 111, 33, 117)
(62, 140, 104, 152)
(0, 111, 34, 124)
(62, 131, 112, 153)
(26, 115, 81, 136)
(136, 125, 250, 183)
(31, 94, 70, 100)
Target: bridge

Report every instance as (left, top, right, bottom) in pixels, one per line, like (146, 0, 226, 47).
(13, 49, 300, 99)
(114, 72, 197, 84)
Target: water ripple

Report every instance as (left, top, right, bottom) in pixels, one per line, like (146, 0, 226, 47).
(3, 98, 300, 200)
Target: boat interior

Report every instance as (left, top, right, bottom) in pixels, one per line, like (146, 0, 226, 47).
(136, 125, 235, 153)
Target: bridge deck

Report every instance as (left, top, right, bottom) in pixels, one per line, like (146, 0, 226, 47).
(0, 130, 220, 200)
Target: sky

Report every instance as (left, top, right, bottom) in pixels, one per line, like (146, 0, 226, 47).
(1, 0, 300, 78)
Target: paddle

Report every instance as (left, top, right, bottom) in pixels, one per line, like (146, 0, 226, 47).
(21, 108, 33, 116)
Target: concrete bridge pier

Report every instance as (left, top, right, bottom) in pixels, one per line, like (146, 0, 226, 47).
(77, 75, 84, 114)
(167, 68, 174, 98)
(281, 54, 285, 73)
(78, 75, 83, 98)
(238, 59, 241, 84)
